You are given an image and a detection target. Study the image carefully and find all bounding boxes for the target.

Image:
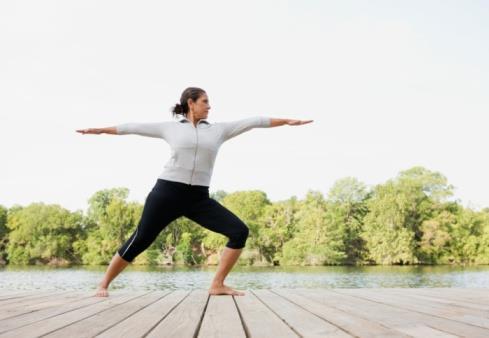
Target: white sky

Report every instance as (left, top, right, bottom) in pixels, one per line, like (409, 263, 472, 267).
(1, 0, 488, 213)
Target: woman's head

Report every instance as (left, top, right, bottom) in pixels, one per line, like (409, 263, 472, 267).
(171, 87, 210, 120)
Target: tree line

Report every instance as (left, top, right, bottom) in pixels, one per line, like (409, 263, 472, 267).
(1, 166, 488, 266)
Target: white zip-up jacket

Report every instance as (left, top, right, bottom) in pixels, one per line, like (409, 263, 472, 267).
(116, 116, 271, 186)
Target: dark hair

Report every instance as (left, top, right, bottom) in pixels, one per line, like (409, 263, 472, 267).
(171, 87, 206, 118)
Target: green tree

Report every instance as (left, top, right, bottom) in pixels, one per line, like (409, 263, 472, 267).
(361, 167, 452, 265)
(445, 207, 486, 264)
(74, 188, 141, 265)
(0, 204, 10, 264)
(259, 197, 300, 265)
(397, 166, 454, 202)
(211, 190, 228, 202)
(327, 177, 370, 264)
(220, 190, 271, 265)
(163, 217, 206, 266)
(361, 181, 418, 265)
(475, 209, 489, 264)
(6, 203, 83, 265)
(418, 202, 459, 263)
(282, 191, 347, 265)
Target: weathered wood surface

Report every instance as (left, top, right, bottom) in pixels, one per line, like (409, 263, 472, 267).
(0, 288, 487, 337)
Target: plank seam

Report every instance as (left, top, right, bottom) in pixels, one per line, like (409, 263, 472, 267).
(94, 290, 176, 337)
(330, 290, 489, 333)
(385, 289, 489, 309)
(270, 289, 359, 338)
(192, 289, 210, 338)
(280, 288, 413, 336)
(140, 289, 193, 338)
(0, 292, 97, 323)
(250, 290, 303, 338)
(0, 294, 117, 334)
(0, 291, 71, 306)
(232, 295, 250, 338)
(37, 291, 154, 337)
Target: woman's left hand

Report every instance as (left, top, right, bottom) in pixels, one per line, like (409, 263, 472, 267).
(286, 119, 314, 126)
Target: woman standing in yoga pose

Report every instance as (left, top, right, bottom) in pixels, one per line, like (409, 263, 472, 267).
(76, 87, 313, 296)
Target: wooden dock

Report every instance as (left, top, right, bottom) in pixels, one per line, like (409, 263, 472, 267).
(0, 288, 488, 337)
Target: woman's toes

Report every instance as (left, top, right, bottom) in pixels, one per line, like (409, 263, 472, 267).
(208, 285, 245, 296)
(233, 289, 245, 296)
(95, 288, 109, 297)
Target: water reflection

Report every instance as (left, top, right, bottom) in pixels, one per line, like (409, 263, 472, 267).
(1, 265, 489, 290)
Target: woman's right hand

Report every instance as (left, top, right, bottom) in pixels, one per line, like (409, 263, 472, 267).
(76, 128, 103, 135)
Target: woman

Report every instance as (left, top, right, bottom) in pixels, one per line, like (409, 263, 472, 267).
(76, 87, 313, 296)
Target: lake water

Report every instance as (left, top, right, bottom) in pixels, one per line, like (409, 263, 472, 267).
(1, 265, 489, 291)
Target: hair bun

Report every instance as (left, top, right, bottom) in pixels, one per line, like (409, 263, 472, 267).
(170, 87, 206, 118)
(171, 102, 184, 115)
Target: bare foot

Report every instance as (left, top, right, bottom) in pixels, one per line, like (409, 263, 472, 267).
(95, 285, 109, 297)
(208, 284, 245, 296)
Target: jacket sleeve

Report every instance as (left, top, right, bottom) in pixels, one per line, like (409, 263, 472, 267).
(220, 116, 271, 142)
(116, 122, 170, 139)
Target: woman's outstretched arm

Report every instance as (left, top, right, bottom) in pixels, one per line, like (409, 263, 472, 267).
(76, 122, 170, 139)
(220, 116, 314, 142)
(76, 127, 117, 135)
(270, 118, 314, 127)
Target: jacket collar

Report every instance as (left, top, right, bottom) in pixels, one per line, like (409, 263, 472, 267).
(178, 116, 210, 125)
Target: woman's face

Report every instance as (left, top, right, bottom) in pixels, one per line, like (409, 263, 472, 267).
(188, 93, 211, 119)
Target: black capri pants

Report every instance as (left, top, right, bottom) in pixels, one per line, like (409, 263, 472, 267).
(117, 178, 250, 262)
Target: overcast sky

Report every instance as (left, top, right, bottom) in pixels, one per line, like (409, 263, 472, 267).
(1, 0, 488, 213)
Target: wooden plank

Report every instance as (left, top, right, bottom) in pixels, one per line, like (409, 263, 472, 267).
(197, 294, 246, 338)
(146, 289, 209, 338)
(415, 288, 489, 304)
(434, 288, 489, 300)
(336, 288, 489, 327)
(43, 291, 165, 337)
(391, 288, 489, 307)
(0, 291, 67, 307)
(0, 290, 39, 301)
(380, 288, 489, 311)
(293, 288, 488, 338)
(0, 291, 89, 320)
(273, 289, 410, 338)
(393, 324, 459, 338)
(0, 292, 121, 334)
(234, 290, 298, 338)
(252, 289, 352, 338)
(0, 291, 72, 309)
(97, 290, 189, 337)
(0, 291, 147, 337)
(0, 288, 487, 338)
(347, 288, 489, 319)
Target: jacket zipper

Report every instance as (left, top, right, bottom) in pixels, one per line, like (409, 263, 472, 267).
(189, 124, 198, 185)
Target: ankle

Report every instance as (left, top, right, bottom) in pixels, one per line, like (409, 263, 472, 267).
(210, 279, 225, 288)
(98, 281, 109, 289)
